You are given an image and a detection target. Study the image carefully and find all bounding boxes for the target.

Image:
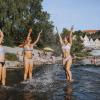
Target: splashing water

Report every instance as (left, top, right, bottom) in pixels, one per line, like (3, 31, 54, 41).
(20, 64, 64, 92)
(0, 64, 100, 100)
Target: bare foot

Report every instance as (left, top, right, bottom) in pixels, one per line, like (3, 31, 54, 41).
(66, 79, 70, 83)
(69, 79, 74, 82)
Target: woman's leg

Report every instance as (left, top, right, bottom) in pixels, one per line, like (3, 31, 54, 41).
(64, 63, 70, 81)
(0, 65, 2, 81)
(29, 61, 33, 80)
(65, 59, 73, 82)
(2, 66, 6, 85)
(24, 60, 29, 80)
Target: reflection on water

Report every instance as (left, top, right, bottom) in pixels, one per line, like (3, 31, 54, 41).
(0, 64, 100, 100)
(64, 85, 73, 100)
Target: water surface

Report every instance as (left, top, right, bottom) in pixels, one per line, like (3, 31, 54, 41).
(0, 64, 100, 100)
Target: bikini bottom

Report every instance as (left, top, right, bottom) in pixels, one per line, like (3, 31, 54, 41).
(62, 55, 72, 65)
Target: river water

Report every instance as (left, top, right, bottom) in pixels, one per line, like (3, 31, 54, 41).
(90, 49, 100, 56)
(0, 64, 100, 100)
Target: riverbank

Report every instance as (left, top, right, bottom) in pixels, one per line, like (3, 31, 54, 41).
(4, 46, 62, 69)
(5, 56, 62, 70)
(4, 46, 100, 69)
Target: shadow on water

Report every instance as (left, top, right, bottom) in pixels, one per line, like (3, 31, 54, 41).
(0, 64, 100, 100)
(6, 69, 24, 86)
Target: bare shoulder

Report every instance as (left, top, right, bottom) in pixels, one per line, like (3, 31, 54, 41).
(30, 43, 34, 47)
(24, 44, 27, 48)
(31, 43, 35, 47)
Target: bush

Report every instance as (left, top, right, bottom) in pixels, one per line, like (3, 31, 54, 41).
(75, 51, 90, 57)
(5, 53, 17, 61)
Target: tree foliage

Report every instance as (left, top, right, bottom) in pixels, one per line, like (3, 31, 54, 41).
(71, 32, 84, 55)
(61, 28, 70, 38)
(0, 0, 55, 47)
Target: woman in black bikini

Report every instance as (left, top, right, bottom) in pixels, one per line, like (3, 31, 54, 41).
(0, 30, 6, 85)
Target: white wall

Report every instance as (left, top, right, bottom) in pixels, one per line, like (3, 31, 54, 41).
(82, 35, 100, 48)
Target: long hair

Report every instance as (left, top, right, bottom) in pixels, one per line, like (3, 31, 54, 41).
(19, 38, 28, 48)
(63, 35, 70, 43)
(66, 35, 70, 43)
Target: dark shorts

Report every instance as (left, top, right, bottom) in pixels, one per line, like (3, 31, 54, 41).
(0, 62, 5, 67)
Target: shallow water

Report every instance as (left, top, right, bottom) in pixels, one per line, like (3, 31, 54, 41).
(91, 50, 100, 56)
(0, 64, 100, 100)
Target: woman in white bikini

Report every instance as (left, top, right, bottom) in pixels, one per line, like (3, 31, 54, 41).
(20, 28, 42, 80)
(0, 30, 6, 85)
(58, 26, 74, 82)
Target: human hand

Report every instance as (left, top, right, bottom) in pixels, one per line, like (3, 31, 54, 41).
(71, 25, 74, 31)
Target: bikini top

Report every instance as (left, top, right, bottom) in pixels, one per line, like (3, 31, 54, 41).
(62, 44, 71, 52)
(24, 46, 33, 51)
(0, 46, 5, 55)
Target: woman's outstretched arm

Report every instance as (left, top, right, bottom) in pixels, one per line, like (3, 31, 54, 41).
(69, 25, 74, 45)
(0, 30, 4, 44)
(56, 27, 63, 45)
(58, 33, 64, 46)
(26, 28, 32, 39)
(19, 28, 32, 47)
(32, 30, 42, 46)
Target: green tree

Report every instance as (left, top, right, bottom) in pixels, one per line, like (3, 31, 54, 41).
(71, 34, 84, 56)
(71, 31, 89, 57)
(0, 0, 55, 47)
(61, 28, 70, 38)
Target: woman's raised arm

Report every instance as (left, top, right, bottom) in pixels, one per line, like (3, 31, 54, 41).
(0, 30, 4, 44)
(69, 25, 74, 45)
(26, 28, 32, 39)
(32, 30, 42, 46)
(56, 27, 63, 45)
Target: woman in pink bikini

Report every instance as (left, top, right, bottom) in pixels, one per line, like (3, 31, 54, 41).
(58, 26, 74, 82)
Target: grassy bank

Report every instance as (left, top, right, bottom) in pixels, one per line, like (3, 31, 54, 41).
(5, 53, 17, 61)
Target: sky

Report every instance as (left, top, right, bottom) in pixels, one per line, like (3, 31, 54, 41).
(42, 0, 100, 32)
